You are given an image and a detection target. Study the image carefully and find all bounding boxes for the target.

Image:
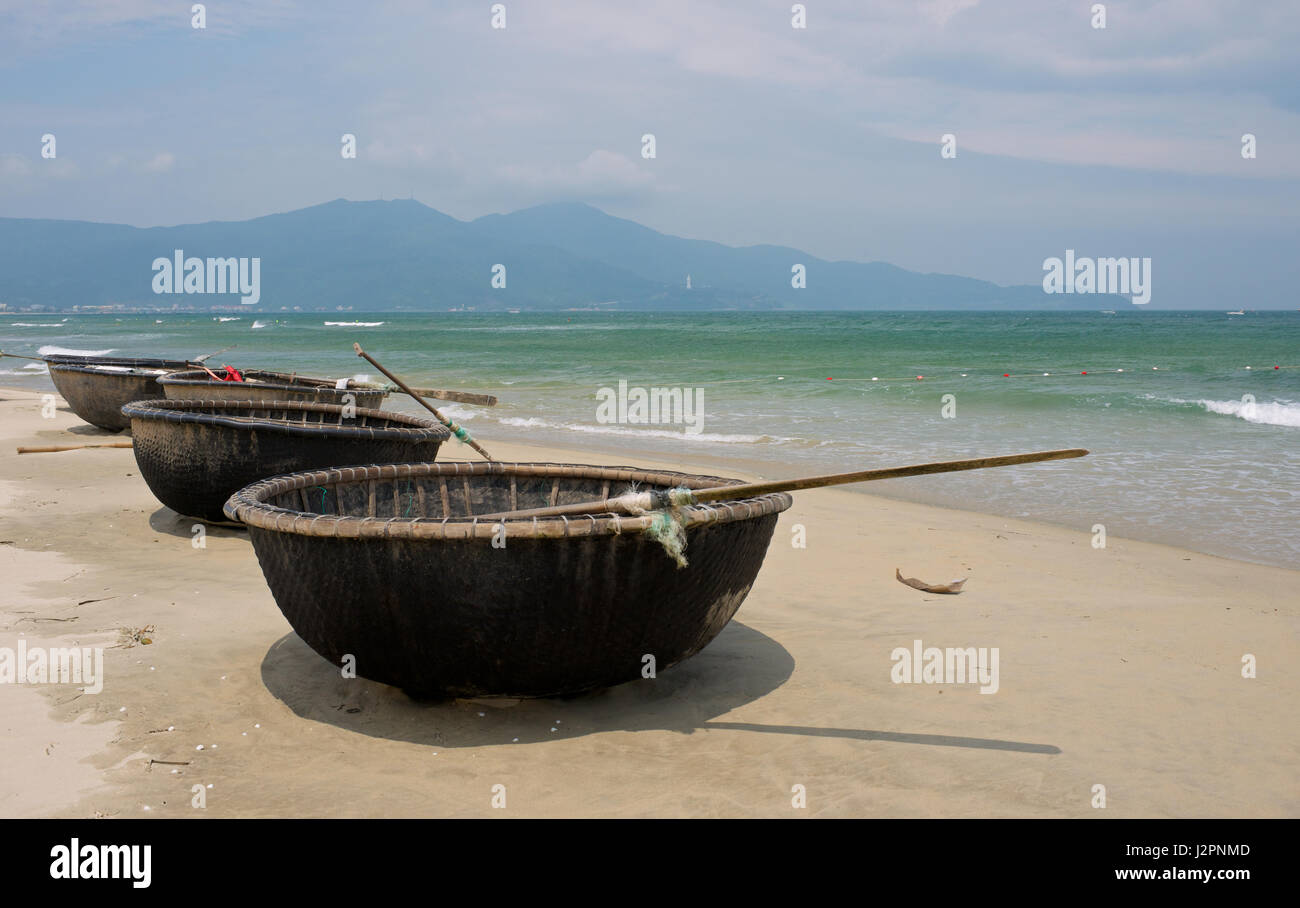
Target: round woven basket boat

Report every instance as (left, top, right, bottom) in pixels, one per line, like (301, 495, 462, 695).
(225, 461, 792, 699)
(43, 353, 192, 368)
(159, 370, 387, 408)
(48, 358, 193, 431)
(123, 399, 451, 522)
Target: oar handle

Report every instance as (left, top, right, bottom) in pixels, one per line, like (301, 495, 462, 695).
(18, 442, 134, 454)
(353, 343, 495, 461)
(686, 448, 1089, 503)
(475, 448, 1089, 521)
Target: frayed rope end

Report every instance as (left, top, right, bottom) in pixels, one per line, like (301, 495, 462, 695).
(644, 509, 689, 568)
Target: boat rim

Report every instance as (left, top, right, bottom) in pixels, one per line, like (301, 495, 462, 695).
(43, 355, 194, 369)
(121, 398, 449, 442)
(224, 461, 793, 540)
(158, 369, 376, 394)
(48, 361, 186, 378)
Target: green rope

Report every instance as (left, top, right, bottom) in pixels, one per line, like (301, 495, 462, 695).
(451, 424, 472, 444)
(403, 481, 417, 517)
(315, 486, 328, 513)
(666, 486, 695, 507)
(644, 510, 689, 568)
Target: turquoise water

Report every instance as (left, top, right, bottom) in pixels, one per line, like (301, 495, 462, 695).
(4, 310, 1297, 567)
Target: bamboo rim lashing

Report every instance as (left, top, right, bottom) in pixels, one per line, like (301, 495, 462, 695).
(47, 359, 192, 378)
(159, 369, 349, 393)
(121, 398, 450, 441)
(1, 348, 232, 367)
(224, 461, 792, 539)
(158, 368, 497, 407)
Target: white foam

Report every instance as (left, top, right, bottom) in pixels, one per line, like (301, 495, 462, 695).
(495, 415, 797, 444)
(1199, 398, 1300, 428)
(324, 321, 385, 327)
(436, 403, 477, 422)
(11, 322, 67, 327)
(37, 345, 114, 357)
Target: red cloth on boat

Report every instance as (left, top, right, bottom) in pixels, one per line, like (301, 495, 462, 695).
(199, 365, 244, 382)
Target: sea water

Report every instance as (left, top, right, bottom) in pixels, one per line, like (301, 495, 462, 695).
(4, 310, 1296, 568)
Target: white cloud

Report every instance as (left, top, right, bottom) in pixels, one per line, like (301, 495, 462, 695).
(0, 155, 79, 183)
(0, 155, 33, 178)
(530, 0, 852, 87)
(497, 150, 653, 199)
(917, 0, 980, 27)
(142, 151, 174, 172)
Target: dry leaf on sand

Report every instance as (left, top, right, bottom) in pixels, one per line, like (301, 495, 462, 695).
(896, 568, 967, 594)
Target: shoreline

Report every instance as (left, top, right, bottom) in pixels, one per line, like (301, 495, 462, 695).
(1, 386, 1296, 817)
(8, 364, 1292, 571)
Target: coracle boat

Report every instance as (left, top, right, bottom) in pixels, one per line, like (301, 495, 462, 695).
(42, 353, 188, 368)
(224, 461, 792, 699)
(159, 369, 387, 408)
(47, 357, 196, 431)
(123, 399, 450, 522)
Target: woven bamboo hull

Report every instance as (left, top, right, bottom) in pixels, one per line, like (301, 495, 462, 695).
(48, 364, 176, 431)
(160, 370, 387, 408)
(123, 400, 449, 522)
(226, 462, 791, 698)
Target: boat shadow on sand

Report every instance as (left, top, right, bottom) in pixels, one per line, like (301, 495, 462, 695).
(259, 624, 1059, 754)
(148, 506, 247, 539)
(65, 422, 125, 437)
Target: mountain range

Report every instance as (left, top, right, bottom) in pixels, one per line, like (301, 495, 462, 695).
(0, 199, 1118, 311)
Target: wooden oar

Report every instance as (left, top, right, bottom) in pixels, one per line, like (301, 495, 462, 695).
(353, 343, 495, 461)
(0, 350, 45, 363)
(18, 441, 134, 454)
(415, 388, 497, 407)
(477, 449, 1089, 521)
(349, 380, 498, 407)
(192, 344, 236, 363)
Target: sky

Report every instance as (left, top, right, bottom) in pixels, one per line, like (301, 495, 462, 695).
(1, 0, 1298, 307)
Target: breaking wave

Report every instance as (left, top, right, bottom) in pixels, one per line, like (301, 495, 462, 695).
(37, 345, 114, 357)
(1197, 397, 1300, 428)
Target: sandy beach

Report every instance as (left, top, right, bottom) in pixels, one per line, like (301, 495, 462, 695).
(1, 385, 1296, 819)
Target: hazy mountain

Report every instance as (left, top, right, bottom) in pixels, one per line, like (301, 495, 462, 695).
(0, 199, 1116, 311)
